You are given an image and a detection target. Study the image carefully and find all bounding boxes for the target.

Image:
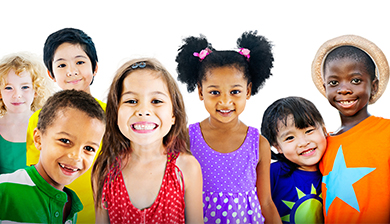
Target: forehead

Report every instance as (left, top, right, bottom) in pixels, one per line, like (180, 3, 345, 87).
(6, 70, 32, 82)
(54, 43, 88, 58)
(204, 66, 246, 84)
(324, 57, 370, 77)
(122, 69, 169, 93)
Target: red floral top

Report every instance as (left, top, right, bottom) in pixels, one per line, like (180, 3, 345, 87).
(102, 152, 185, 224)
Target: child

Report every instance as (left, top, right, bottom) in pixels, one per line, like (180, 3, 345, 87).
(0, 89, 105, 223)
(311, 35, 390, 223)
(92, 58, 203, 223)
(176, 31, 280, 223)
(0, 52, 51, 174)
(261, 96, 327, 223)
(25, 27, 106, 223)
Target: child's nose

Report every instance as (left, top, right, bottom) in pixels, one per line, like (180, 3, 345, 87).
(219, 94, 232, 105)
(68, 148, 82, 161)
(298, 137, 310, 147)
(136, 103, 151, 117)
(13, 88, 22, 99)
(337, 83, 352, 95)
(66, 65, 79, 77)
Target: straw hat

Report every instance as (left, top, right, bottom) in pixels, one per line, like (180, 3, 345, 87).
(311, 34, 389, 104)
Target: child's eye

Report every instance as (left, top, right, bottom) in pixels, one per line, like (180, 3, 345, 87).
(125, 99, 137, 104)
(21, 86, 30, 90)
(231, 90, 241, 95)
(84, 146, 96, 152)
(328, 80, 338, 86)
(305, 128, 315, 134)
(4, 86, 12, 90)
(209, 90, 220, 95)
(152, 99, 163, 104)
(284, 136, 294, 142)
(351, 78, 362, 84)
(76, 61, 85, 65)
(58, 64, 66, 68)
(59, 138, 71, 144)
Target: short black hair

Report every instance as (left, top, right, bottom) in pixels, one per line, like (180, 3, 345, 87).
(37, 89, 105, 134)
(324, 45, 376, 81)
(43, 28, 98, 79)
(176, 31, 273, 95)
(261, 96, 324, 174)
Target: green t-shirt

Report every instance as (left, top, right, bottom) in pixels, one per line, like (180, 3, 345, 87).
(0, 135, 26, 174)
(0, 166, 83, 223)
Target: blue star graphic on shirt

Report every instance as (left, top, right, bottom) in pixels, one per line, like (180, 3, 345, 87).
(322, 145, 375, 214)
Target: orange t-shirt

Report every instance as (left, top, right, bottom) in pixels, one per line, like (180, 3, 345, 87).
(319, 116, 390, 223)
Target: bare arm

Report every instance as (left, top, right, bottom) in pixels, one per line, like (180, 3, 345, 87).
(177, 153, 204, 224)
(92, 174, 110, 224)
(256, 135, 282, 224)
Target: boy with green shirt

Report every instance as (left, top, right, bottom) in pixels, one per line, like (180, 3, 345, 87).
(0, 90, 105, 223)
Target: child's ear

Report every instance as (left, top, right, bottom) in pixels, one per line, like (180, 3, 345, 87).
(93, 63, 98, 76)
(274, 145, 283, 154)
(33, 128, 42, 151)
(47, 70, 56, 82)
(197, 83, 204, 101)
(246, 82, 252, 99)
(172, 114, 176, 125)
(371, 77, 379, 99)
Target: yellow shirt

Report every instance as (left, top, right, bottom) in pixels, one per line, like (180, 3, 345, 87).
(26, 98, 106, 224)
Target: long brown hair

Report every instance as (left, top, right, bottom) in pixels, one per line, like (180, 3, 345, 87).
(92, 58, 190, 209)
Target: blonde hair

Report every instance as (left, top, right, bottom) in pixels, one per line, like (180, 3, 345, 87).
(0, 52, 53, 116)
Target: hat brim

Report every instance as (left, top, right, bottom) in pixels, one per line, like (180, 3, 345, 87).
(311, 34, 389, 104)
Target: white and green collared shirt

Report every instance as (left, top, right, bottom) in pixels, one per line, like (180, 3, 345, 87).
(0, 166, 83, 224)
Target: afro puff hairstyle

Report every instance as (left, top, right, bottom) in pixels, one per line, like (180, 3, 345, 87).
(175, 31, 273, 95)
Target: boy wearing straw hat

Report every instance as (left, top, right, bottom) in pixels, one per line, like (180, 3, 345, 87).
(312, 35, 390, 223)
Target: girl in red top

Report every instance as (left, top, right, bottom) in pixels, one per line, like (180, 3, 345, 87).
(92, 58, 203, 223)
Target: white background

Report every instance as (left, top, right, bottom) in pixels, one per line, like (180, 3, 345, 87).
(1, 0, 389, 133)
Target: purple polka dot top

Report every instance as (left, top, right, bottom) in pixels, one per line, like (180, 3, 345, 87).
(189, 123, 265, 223)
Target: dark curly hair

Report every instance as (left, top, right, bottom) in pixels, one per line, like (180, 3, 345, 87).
(175, 31, 273, 95)
(324, 45, 376, 81)
(261, 96, 325, 176)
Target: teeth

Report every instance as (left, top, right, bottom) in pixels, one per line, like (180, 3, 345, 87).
(301, 149, 314, 155)
(219, 110, 231, 113)
(133, 124, 156, 130)
(340, 100, 355, 105)
(59, 163, 79, 172)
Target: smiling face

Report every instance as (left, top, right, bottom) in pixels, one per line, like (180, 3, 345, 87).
(51, 43, 97, 93)
(198, 66, 251, 124)
(117, 70, 175, 149)
(34, 107, 105, 190)
(323, 57, 378, 118)
(274, 115, 327, 171)
(0, 70, 35, 114)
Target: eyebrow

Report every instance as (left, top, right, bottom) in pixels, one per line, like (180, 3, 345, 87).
(54, 55, 88, 63)
(121, 91, 169, 98)
(206, 84, 244, 88)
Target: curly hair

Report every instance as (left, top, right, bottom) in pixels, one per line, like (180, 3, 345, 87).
(0, 52, 53, 116)
(92, 58, 190, 209)
(261, 96, 325, 175)
(176, 31, 274, 95)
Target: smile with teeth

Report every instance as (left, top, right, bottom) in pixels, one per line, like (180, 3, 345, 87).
(59, 163, 80, 172)
(338, 100, 356, 106)
(300, 148, 315, 155)
(132, 123, 157, 130)
(218, 109, 233, 113)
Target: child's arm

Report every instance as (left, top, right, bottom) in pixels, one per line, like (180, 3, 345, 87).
(92, 176, 110, 223)
(176, 153, 204, 224)
(256, 135, 282, 224)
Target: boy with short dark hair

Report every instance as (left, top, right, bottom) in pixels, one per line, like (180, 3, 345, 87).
(26, 27, 106, 223)
(0, 89, 105, 223)
(312, 35, 390, 223)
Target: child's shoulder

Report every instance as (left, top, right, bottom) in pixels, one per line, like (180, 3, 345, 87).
(176, 152, 201, 177)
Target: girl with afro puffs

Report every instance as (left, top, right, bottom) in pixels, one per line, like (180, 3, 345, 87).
(176, 31, 281, 223)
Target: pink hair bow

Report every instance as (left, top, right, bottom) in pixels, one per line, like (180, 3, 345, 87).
(193, 48, 212, 61)
(239, 48, 250, 61)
